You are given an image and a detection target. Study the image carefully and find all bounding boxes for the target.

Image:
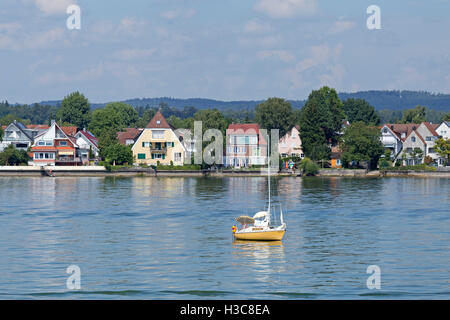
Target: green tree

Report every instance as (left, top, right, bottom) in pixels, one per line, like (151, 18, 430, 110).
(0, 145, 30, 165)
(0, 126, 3, 141)
(299, 157, 319, 176)
(299, 87, 345, 161)
(342, 98, 380, 125)
(104, 102, 138, 128)
(56, 92, 91, 129)
(401, 105, 427, 123)
(340, 122, 384, 170)
(435, 138, 450, 166)
(135, 108, 156, 128)
(0, 115, 31, 126)
(443, 112, 450, 122)
(90, 108, 124, 137)
(408, 147, 424, 165)
(255, 97, 295, 138)
(192, 108, 230, 136)
(103, 143, 133, 166)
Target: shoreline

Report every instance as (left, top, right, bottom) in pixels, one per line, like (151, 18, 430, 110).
(0, 166, 449, 178)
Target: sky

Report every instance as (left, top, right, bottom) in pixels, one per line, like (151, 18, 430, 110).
(0, 0, 450, 104)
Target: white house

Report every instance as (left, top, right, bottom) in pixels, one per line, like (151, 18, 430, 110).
(436, 121, 450, 140)
(74, 129, 99, 164)
(0, 120, 47, 152)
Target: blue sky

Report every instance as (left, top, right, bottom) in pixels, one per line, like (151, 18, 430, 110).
(1, 0, 450, 104)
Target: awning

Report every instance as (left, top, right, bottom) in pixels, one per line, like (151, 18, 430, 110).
(235, 216, 255, 225)
(58, 151, 74, 156)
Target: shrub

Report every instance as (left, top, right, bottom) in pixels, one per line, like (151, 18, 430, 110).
(300, 157, 319, 176)
(379, 159, 390, 169)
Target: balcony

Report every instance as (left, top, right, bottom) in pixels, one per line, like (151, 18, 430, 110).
(150, 142, 167, 153)
(56, 157, 81, 163)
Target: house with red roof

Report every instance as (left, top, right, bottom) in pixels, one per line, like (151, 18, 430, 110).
(131, 111, 187, 165)
(75, 129, 99, 164)
(29, 120, 81, 166)
(381, 122, 443, 165)
(117, 128, 143, 146)
(225, 123, 267, 168)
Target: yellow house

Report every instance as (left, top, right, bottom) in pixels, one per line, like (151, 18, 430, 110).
(132, 111, 186, 166)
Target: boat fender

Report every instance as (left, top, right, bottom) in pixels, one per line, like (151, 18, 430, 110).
(232, 226, 236, 233)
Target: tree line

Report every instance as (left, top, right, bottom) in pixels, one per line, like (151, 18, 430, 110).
(1, 89, 449, 167)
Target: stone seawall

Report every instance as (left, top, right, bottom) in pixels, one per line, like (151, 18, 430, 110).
(1, 166, 449, 178)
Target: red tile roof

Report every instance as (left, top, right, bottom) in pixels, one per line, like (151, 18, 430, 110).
(117, 128, 143, 145)
(385, 123, 420, 141)
(61, 126, 78, 137)
(78, 130, 99, 147)
(26, 125, 49, 130)
(422, 122, 439, 136)
(146, 111, 172, 129)
(226, 123, 267, 145)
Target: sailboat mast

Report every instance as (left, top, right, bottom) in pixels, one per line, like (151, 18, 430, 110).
(267, 136, 270, 213)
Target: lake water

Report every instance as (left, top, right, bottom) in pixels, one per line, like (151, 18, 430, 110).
(0, 176, 448, 299)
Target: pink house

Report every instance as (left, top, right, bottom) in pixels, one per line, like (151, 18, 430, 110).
(278, 126, 304, 159)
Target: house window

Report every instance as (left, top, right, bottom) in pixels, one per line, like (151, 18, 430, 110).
(137, 153, 146, 160)
(142, 142, 151, 148)
(411, 137, 416, 142)
(151, 153, 165, 159)
(46, 141, 52, 146)
(174, 152, 182, 162)
(152, 130, 164, 139)
(60, 141, 67, 146)
(383, 128, 388, 133)
(38, 141, 45, 146)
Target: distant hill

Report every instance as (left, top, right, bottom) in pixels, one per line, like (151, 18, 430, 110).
(37, 90, 450, 112)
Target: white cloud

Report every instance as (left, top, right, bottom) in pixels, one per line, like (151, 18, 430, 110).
(328, 19, 356, 35)
(31, 0, 77, 15)
(0, 26, 66, 50)
(113, 48, 157, 60)
(0, 22, 22, 33)
(160, 8, 196, 20)
(257, 50, 294, 62)
(34, 62, 104, 85)
(243, 19, 273, 34)
(287, 43, 344, 89)
(254, 0, 317, 18)
(238, 34, 283, 47)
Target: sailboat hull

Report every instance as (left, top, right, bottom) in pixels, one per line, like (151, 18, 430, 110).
(234, 229, 285, 241)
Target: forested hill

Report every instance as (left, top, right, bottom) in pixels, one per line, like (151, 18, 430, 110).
(34, 90, 450, 112)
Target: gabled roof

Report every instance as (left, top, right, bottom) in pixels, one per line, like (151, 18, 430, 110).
(5, 121, 33, 140)
(146, 110, 172, 129)
(61, 126, 77, 137)
(117, 128, 143, 145)
(405, 129, 426, 145)
(76, 130, 99, 147)
(421, 122, 439, 137)
(384, 123, 420, 141)
(26, 125, 49, 130)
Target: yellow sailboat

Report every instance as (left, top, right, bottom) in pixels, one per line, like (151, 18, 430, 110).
(232, 149, 286, 241)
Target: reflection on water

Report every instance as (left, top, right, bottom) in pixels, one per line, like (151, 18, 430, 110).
(0, 176, 448, 299)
